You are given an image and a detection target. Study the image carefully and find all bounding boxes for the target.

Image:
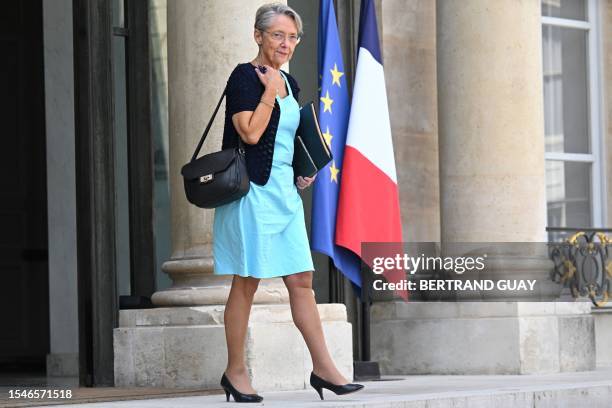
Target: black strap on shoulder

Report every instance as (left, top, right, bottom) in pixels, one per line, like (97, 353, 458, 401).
(191, 65, 244, 162)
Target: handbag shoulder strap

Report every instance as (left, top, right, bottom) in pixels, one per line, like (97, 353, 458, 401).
(191, 65, 246, 162)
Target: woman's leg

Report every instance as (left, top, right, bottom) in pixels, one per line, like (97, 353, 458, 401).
(224, 275, 260, 394)
(282, 271, 349, 385)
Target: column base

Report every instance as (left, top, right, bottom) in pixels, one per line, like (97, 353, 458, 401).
(152, 257, 290, 306)
(113, 304, 353, 390)
(371, 301, 595, 374)
(151, 277, 289, 306)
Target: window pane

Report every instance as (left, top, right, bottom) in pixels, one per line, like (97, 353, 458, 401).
(541, 0, 587, 21)
(542, 25, 589, 154)
(546, 160, 591, 228)
(112, 0, 125, 28)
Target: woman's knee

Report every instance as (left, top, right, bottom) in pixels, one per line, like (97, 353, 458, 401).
(232, 275, 261, 297)
(282, 271, 313, 293)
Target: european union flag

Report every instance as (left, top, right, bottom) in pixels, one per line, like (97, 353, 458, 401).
(311, 0, 362, 290)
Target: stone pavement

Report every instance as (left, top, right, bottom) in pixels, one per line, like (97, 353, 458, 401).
(28, 367, 612, 408)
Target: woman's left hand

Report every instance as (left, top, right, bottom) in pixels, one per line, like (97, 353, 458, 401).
(296, 175, 316, 190)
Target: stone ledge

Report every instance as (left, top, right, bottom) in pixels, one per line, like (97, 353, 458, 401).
(371, 301, 595, 374)
(372, 301, 593, 320)
(114, 304, 353, 390)
(119, 303, 347, 327)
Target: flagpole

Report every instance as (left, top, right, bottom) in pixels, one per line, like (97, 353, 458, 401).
(361, 294, 371, 361)
(353, 263, 381, 381)
(328, 259, 344, 303)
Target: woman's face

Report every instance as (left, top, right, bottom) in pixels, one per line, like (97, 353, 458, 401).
(254, 14, 299, 68)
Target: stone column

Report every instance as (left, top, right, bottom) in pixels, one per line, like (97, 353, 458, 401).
(371, 0, 595, 375)
(382, 0, 439, 244)
(437, 0, 547, 243)
(436, 0, 552, 301)
(152, 0, 288, 306)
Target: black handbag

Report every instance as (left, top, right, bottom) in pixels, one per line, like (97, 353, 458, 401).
(181, 86, 250, 209)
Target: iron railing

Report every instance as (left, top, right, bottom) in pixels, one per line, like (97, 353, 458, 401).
(547, 227, 612, 307)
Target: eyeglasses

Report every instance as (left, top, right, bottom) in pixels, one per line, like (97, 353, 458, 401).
(260, 30, 301, 44)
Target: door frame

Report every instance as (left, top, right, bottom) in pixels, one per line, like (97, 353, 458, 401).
(72, 0, 153, 386)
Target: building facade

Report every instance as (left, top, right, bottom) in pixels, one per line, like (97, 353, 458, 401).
(1, 0, 611, 389)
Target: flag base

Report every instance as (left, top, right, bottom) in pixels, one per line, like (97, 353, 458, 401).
(353, 360, 380, 381)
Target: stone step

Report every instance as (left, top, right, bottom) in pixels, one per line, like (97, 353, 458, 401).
(31, 367, 612, 407)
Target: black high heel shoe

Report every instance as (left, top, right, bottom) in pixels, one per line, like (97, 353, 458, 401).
(309, 372, 364, 400)
(220, 373, 263, 403)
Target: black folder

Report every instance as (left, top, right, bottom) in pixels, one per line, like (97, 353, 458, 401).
(293, 102, 333, 178)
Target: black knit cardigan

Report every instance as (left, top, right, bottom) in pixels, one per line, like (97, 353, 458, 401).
(222, 63, 301, 185)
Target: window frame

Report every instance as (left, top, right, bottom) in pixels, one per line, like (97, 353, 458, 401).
(541, 0, 606, 228)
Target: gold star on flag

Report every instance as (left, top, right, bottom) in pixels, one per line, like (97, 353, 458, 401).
(322, 127, 333, 147)
(320, 90, 333, 113)
(329, 160, 339, 183)
(330, 63, 344, 87)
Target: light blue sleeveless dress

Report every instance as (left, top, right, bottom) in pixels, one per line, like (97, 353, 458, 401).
(212, 72, 314, 278)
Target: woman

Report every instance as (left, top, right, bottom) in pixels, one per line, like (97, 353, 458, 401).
(213, 2, 364, 404)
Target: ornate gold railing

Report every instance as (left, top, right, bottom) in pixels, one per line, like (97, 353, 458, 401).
(548, 228, 612, 307)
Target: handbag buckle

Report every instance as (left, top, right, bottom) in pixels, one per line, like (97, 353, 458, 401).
(200, 174, 213, 183)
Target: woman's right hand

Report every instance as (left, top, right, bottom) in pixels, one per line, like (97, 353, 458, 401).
(232, 64, 283, 146)
(254, 65, 284, 92)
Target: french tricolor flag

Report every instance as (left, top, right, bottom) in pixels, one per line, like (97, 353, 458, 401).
(336, 0, 407, 300)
